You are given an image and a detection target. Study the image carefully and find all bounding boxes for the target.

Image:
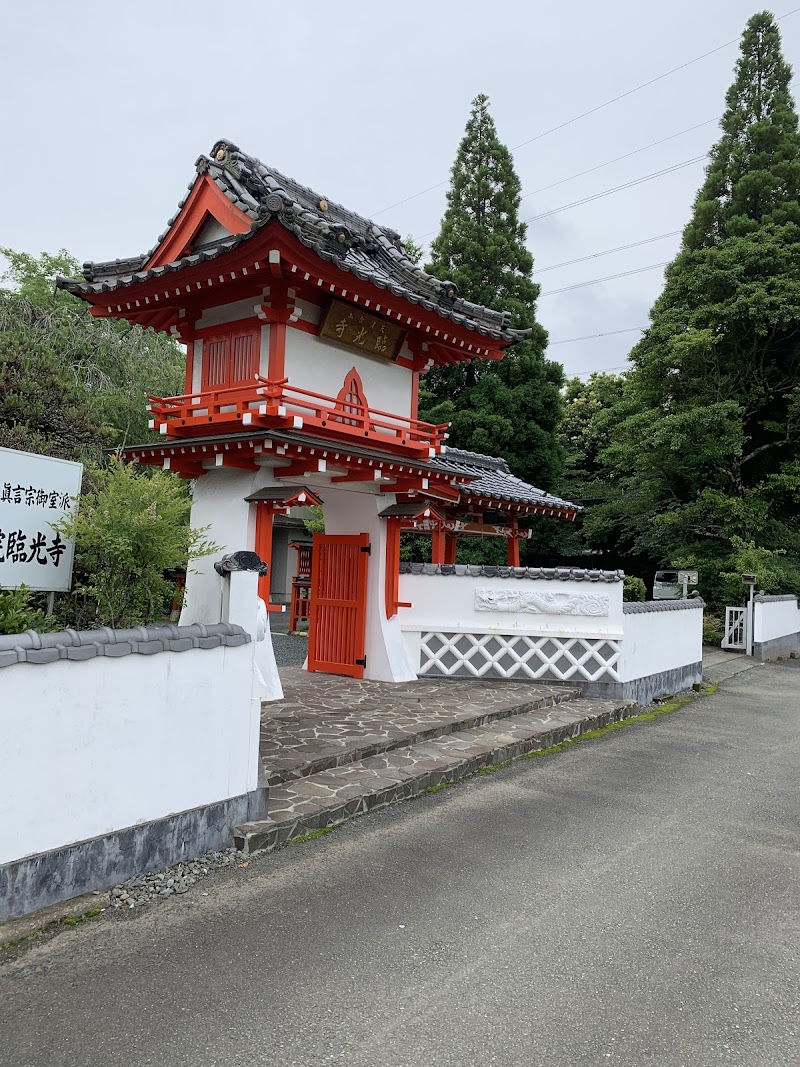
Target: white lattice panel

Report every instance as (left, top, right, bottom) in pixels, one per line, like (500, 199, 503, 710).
(419, 632, 621, 682)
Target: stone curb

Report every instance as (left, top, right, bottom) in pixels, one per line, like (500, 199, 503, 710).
(236, 697, 638, 853)
(262, 686, 582, 786)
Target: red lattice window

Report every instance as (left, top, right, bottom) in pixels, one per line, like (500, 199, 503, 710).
(334, 368, 367, 427)
(201, 323, 259, 388)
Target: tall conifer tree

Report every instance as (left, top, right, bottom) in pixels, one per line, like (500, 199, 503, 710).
(422, 95, 564, 489)
(595, 11, 800, 602)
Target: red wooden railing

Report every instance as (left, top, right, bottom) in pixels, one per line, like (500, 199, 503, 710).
(147, 376, 448, 456)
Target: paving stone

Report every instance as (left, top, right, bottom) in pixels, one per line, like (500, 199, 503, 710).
(236, 669, 638, 854)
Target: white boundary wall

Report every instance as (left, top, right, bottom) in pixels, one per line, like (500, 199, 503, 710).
(398, 571, 625, 686)
(396, 571, 703, 700)
(619, 603, 704, 692)
(0, 638, 259, 866)
(752, 595, 800, 660)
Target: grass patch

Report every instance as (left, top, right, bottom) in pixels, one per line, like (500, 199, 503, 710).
(1, 906, 105, 952)
(424, 685, 719, 785)
(286, 825, 335, 846)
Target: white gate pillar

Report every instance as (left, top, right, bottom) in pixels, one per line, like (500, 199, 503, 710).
(321, 487, 416, 683)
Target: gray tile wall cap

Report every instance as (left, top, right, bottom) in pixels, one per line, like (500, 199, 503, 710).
(399, 563, 623, 581)
(0, 622, 250, 669)
(623, 600, 705, 613)
(55, 140, 530, 345)
(753, 594, 798, 603)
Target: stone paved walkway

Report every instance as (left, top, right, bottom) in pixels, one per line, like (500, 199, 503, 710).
(260, 667, 581, 785)
(236, 669, 637, 853)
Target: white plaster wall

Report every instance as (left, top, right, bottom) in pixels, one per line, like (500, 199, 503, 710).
(194, 299, 261, 331)
(619, 607, 704, 681)
(180, 465, 287, 625)
(753, 598, 800, 643)
(0, 642, 260, 865)
(322, 487, 416, 682)
(191, 339, 203, 393)
(284, 330, 413, 419)
(397, 574, 625, 640)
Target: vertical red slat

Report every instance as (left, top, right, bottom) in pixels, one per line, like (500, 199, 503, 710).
(308, 533, 369, 678)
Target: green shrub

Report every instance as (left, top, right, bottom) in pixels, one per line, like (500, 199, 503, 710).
(0, 586, 59, 636)
(702, 613, 724, 645)
(55, 460, 218, 628)
(623, 575, 647, 602)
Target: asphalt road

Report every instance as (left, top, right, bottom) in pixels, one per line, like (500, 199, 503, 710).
(2, 664, 799, 1067)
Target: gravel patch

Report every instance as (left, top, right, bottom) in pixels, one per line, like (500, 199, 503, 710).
(270, 632, 308, 668)
(108, 847, 259, 909)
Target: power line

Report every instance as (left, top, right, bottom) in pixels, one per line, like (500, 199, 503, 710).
(549, 327, 646, 345)
(369, 7, 800, 220)
(524, 155, 707, 224)
(535, 231, 681, 273)
(522, 120, 717, 201)
(540, 262, 667, 297)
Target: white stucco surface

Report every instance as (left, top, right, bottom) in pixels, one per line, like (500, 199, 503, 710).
(284, 330, 413, 419)
(397, 573, 625, 639)
(321, 486, 416, 682)
(753, 598, 800, 643)
(618, 606, 703, 681)
(0, 640, 260, 866)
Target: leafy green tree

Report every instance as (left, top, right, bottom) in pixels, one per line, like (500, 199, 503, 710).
(595, 12, 800, 606)
(1, 251, 184, 446)
(403, 235, 424, 265)
(0, 247, 82, 306)
(56, 460, 218, 628)
(421, 94, 564, 489)
(0, 310, 108, 461)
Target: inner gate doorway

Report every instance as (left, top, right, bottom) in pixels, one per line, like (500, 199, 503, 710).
(307, 532, 370, 678)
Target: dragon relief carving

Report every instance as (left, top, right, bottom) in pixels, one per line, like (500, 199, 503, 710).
(474, 589, 609, 617)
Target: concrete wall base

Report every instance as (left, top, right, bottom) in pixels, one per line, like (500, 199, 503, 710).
(753, 633, 800, 661)
(579, 662, 704, 705)
(426, 662, 703, 707)
(0, 787, 269, 923)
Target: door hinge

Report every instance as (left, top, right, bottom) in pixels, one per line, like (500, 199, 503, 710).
(355, 656, 367, 667)
(360, 544, 371, 555)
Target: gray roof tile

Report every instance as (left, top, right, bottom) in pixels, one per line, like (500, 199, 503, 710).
(57, 140, 530, 344)
(432, 447, 579, 513)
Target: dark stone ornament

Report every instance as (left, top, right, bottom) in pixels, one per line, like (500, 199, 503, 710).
(214, 551, 268, 577)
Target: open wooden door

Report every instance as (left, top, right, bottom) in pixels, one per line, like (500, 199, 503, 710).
(307, 533, 370, 678)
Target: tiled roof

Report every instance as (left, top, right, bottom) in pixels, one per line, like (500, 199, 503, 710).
(399, 564, 622, 581)
(433, 447, 579, 513)
(120, 431, 577, 514)
(57, 139, 530, 345)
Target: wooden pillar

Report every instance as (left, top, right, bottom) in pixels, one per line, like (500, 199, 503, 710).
(507, 536, 521, 568)
(385, 517, 401, 619)
(431, 525, 446, 565)
(444, 533, 457, 565)
(254, 502, 274, 602)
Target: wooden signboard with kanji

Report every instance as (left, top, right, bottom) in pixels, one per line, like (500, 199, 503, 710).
(319, 299, 405, 360)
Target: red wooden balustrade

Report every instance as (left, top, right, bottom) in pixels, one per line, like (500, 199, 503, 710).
(147, 376, 448, 456)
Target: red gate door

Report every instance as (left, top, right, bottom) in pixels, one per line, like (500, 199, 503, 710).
(307, 533, 370, 678)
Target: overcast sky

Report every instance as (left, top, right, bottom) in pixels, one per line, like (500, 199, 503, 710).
(3, 0, 799, 377)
